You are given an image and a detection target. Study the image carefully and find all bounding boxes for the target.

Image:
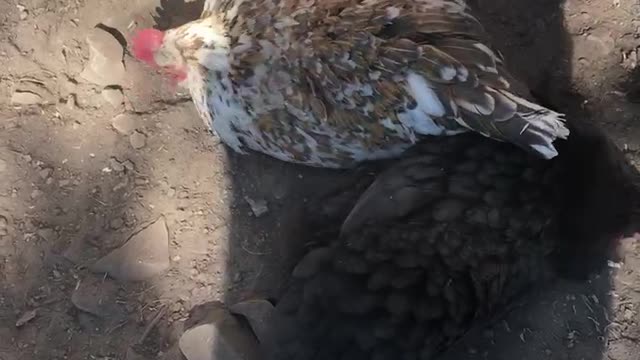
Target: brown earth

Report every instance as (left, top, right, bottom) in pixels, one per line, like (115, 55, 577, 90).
(0, 0, 639, 359)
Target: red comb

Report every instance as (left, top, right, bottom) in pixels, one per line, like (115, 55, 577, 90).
(131, 28, 165, 65)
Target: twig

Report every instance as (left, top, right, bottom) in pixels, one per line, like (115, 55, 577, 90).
(137, 305, 167, 344)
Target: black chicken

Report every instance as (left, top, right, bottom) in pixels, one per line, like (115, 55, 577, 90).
(257, 121, 640, 360)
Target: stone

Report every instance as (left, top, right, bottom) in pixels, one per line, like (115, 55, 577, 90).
(38, 168, 52, 179)
(10, 90, 42, 105)
(244, 196, 269, 217)
(110, 218, 124, 229)
(111, 114, 137, 135)
(0, 158, 6, 172)
(90, 217, 170, 281)
(123, 160, 136, 171)
(102, 87, 124, 107)
(130, 131, 146, 149)
(30, 189, 43, 199)
(80, 28, 126, 86)
(109, 158, 125, 172)
(15, 309, 37, 327)
(179, 302, 260, 360)
(229, 299, 278, 345)
(71, 276, 123, 319)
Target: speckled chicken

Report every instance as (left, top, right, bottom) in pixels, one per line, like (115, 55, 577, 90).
(131, 0, 569, 168)
(258, 124, 639, 360)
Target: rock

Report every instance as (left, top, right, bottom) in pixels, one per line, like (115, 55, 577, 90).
(229, 299, 278, 345)
(109, 158, 125, 172)
(0, 158, 6, 172)
(15, 309, 37, 327)
(110, 218, 124, 229)
(180, 302, 260, 360)
(111, 114, 138, 135)
(30, 189, 43, 199)
(123, 160, 136, 171)
(71, 276, 123, 318)
(244, 196, 269, 217)
(129, 131, 146, 149)
(16, 5, 28, 20)
(90, 217, 170, 281)
(10, 90, 43, 105)
(102, 87, 123, 107)
(38, 167, 52, 179)
(583, 33, 616, 58)
(80, 28, 126, 86)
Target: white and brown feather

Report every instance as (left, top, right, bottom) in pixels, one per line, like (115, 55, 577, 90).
(161, 0, 568, 168)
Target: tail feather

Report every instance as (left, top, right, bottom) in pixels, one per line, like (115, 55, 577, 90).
(446, 89, 570, 160)
(496, 91, 569, 159)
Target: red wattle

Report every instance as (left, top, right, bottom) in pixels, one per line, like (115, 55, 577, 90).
(131, 28, 165, 65)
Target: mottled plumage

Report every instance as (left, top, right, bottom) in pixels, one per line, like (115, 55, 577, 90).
(132, 0, 569, 168)
(258, 127, 640, 360)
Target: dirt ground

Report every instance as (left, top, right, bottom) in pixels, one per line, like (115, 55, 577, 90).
(0, 0, 639, 359)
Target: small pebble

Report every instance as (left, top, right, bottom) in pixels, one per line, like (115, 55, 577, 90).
(80, 28, 126, 86)
(38, 168, 52, 179)
(111, 114, 137, 135)
(101, 87, 124, 107)
(244, 196, 269, 217)
(15, 309, 37, 327)
(123, 160, 135, 171)
(129, 131, 146, 149)
(110, 218, 124, 229)
(109, 158, 125, 172)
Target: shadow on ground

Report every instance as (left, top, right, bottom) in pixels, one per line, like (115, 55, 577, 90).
(3, 0, 638, 359)
(160, 0, 638, 359)
(0, 106, 171, 359)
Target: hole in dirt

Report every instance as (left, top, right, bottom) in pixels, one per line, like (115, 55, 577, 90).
(104, 84, 123, 91)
